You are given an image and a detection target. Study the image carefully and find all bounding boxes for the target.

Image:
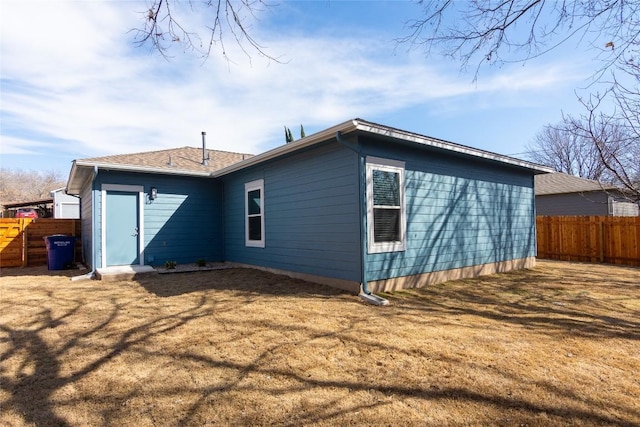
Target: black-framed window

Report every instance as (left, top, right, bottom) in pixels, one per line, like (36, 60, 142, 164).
(245, 179, 264, 247)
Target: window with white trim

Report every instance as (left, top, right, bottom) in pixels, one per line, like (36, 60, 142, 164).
(245, 179, 265, 247)
(366, 158, 406, 253)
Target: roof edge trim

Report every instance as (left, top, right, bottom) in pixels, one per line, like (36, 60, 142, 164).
(73, 160, 214, 177)
(355, 120, 554, 173)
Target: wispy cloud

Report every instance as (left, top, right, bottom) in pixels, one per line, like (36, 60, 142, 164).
(1, 1, 587, 168)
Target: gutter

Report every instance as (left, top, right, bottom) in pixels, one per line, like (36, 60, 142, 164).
(66, 118, 551, 193)
(336, 131, 389, 306)
(354, 120, 554, 174)
(214, 118, 553, 179)
(74, 160, 214, 177)
(66, 160, 214, 195)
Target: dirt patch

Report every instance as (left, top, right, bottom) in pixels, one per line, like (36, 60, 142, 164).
(1, 261, 639, 426)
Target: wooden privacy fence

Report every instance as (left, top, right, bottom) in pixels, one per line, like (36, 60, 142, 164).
(0, 218, 81, 268)
(536, 216, 640, 267)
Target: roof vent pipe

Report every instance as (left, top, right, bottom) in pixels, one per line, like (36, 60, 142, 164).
(201, 131, 209, 166)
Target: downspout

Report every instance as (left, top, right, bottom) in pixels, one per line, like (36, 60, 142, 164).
(336, 132, 390, 305)
(91, 165, 98, 275)
(221, 181, 226, 262)
(71, 165, 98, 281)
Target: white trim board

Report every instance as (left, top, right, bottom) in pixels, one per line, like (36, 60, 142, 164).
(100, 184, 145, 268)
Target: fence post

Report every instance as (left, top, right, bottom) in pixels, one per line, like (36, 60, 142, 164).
(21, 219, 28, 267)
(599, 219, 604, 263)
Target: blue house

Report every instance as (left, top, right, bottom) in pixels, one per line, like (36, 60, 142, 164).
(66, 119, 551, 293)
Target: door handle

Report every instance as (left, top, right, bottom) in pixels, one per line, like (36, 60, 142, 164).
(132, 227, 139, 237)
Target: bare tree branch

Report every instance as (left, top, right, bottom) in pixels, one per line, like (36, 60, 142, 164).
(568, 93, 640, 201)
(399, 1, 640, 78)
(404, 1, 639, 202)
(526, 118, 617, 181)
(130, 0, 282, 63)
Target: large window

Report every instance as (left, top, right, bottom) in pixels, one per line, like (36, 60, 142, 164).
(245, 179, 265, 247)
(366, 157, 406, 253)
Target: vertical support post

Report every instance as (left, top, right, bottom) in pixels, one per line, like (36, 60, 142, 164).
(21, 219, 28, 267)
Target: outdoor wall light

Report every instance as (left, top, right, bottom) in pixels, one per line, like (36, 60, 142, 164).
(150, 187, 158, 200)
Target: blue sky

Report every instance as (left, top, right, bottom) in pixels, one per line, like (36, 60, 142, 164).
(1, 0, 599, 176)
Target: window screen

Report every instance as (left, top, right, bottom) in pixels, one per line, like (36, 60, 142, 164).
(366, 159, 406, 253)
(372, 170, 401, 242)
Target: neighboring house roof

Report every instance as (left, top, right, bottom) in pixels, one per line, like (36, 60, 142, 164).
(535, 173, 618, 196)
(67, 146, 253, 194)
(50, 187, 68, 196)
(3, 198, 53, 209)
(67, 118, 552, 194)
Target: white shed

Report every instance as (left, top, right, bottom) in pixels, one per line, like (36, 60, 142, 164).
(50, 188, 80, 219)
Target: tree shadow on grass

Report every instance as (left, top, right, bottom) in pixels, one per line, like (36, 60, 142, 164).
(134, 314, 640, 427)
(383, 266, 640, 341)
(0, 265, 84, 278)
(2, 264, 639, 426)
(0, 289, 212, 427)
(0, 320, 70, 426)
(136, 267, 350, 299)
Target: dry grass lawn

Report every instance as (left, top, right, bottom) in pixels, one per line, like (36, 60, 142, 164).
(1, 260, 639, 426)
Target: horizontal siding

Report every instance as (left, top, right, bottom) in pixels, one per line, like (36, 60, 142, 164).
(536, 192, 609, 216)
(223, 142, 361, 281)
(94, 171, 223, 267)
(361, 137, 536, 282)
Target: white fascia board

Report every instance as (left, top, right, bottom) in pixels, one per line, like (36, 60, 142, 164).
(67, 118, 552, 192)
(66, 161, 84, 195)
(214, 118, 553, 177)
(355, 121, 555, 174)
(212, 119, 359, 177)
(66, 160, 213, 194)
(73, 160, 213, 177)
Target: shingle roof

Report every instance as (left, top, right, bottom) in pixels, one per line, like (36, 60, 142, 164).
(535, 172, 617, 195)
(79, 146, 253, 174)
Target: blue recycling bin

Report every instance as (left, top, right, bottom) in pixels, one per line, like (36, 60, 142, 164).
(44, 235, 76, 270)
